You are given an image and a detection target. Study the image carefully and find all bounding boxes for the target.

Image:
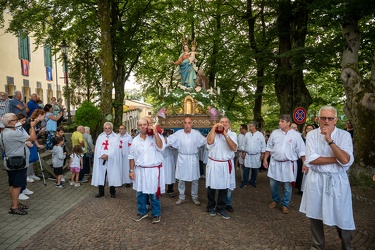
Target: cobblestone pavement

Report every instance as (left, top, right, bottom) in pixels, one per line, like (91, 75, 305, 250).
(1, 167, 374, 249)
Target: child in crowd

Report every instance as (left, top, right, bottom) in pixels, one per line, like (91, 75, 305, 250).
(69, 145, 84, 187)
(52, 136, 66, 188)
(56, 126, 68, 182)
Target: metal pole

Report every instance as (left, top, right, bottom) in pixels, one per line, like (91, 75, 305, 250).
(63, 54, 72, 124)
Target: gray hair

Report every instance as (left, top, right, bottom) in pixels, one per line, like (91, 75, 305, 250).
(13, 90, 21, 96)
(249, 121, 259, 130)
(84, 126, 90, 133)
(1, 113, 16, 126)
(318, 106, 337, 117)
(279, 114, 292, 125)
(103, 122, 113, 129)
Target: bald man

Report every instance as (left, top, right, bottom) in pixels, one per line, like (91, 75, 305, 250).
(167, 117, 206, 206)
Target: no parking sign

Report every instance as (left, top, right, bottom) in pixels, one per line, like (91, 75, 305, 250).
(293, 107, 307, 124)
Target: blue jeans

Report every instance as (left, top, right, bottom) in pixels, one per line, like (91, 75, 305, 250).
(249, 168, 258, 187)
(242, 167, 258, 187)
(226, 189, 232, 205)
(136, 192, 160, 217)
(269, 178, 292, 207)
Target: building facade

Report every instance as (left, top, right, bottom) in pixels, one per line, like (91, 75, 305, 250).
(0, 11, 66, 108)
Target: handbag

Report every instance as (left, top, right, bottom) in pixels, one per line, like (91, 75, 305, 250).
(1, 133, 27, 170)
(29, 142, 39, 163)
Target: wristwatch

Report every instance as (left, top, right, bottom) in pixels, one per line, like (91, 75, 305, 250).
(328, 140, 335, 145)
(129, 169, 134, 173)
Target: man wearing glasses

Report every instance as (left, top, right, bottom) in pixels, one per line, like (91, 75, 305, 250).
(299, 106, 355, 249)
(91, 122, 122, 198)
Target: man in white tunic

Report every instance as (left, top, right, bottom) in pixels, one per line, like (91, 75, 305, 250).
(206, 117, 237, 219)
(167, 117, 206, 206)
(91, 122, 122, 198)
(299, 106, 355, 249)
(237, 124, 247, 181)
(129, 118, 165, 224)
(118, 125, 133, 187)
(263, 114, 305, 214)
(162, 131, 177, 197)
(241, 121, 266, 188)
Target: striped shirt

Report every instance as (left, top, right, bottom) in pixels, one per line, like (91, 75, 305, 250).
(0, 99, 10, 117)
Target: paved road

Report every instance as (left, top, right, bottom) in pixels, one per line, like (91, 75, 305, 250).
(0, 167, 374, 249)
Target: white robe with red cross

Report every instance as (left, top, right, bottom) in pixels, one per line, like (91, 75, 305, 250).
(91, 131, 123, 187)
(119, 132, 133, 184)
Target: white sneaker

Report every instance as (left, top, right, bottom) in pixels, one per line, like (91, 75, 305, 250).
(69, 181, 75, 186)
(61, 176, 66, 182)
(19, 193, 29, 200)
(23, 188, 34, 195)
(29, 175, 40, 181)
(74, 183, 81, 187)
(26, 176, 35, 183)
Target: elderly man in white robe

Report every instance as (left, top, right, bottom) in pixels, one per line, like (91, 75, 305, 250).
(206, 117, 237, 219)
(167, 117, 206, 206)
(129, 118, 165, 224)
(299, 106, 355, 249)
(91, 122, 122, 198)
(263, 114, 305, 214)
(118, 125, 133, 187)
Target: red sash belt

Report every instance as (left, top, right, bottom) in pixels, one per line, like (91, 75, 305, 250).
(139, 163, 162, 199)
(208, 157, 232, 174)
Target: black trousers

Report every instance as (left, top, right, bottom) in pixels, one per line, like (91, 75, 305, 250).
(207, 187, 227, 212)
(78, 154, 90, 181)
(167, 184, 174, 193)
(98, 171, 116, 195)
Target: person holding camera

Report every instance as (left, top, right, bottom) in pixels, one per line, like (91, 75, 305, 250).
(206, 117, 238, 219)
(0, 113, 37, 215)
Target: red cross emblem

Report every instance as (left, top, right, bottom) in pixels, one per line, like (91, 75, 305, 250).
(102, 140, 109, 150)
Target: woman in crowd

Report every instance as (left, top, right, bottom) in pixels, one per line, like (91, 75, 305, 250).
(44, 104, 62, 150)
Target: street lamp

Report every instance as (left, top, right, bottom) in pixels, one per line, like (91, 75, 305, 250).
(60, 40, 72, 124)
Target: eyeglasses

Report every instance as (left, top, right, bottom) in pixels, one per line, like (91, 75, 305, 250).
(319, 117, 336, 121)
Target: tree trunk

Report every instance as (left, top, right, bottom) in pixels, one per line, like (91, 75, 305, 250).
(97, 0, 114, 121)
(341, 18, 375, 182)
(275, 0, 312, 128)
(246, 0, 265, 129)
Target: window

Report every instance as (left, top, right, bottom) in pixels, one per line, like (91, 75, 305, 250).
(47, 83, 53, 102)
(23, 79, 30, 102)
(5, 77, 15, 97)
(18, 33, 30, 61)
(36, 81, 43, 102)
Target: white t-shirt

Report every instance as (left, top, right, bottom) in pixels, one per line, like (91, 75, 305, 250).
(70, 153, 83, 169)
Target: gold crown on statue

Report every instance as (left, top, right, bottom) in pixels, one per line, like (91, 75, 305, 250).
(191, 38, 197, 47)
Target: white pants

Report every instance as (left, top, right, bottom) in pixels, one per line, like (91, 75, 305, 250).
(178, 179, 199, 200)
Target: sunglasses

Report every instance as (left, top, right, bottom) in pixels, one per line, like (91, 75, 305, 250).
(319, 117, 336, 121)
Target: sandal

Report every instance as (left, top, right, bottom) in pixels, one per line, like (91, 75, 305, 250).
(9, 207, 28, 215)
(18, 203, 29, 209)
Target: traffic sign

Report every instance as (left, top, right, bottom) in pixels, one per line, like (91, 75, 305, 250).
(293, 107, 307, 124)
